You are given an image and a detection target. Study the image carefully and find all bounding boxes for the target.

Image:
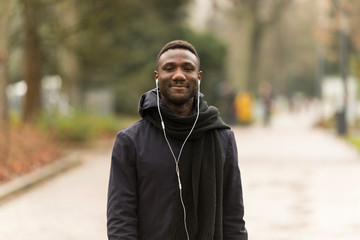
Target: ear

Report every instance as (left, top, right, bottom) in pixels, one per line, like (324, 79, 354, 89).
(154, 70, 159, 80)
(198, 71, 203, 82)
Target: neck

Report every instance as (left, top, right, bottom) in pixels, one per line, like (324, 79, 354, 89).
(163, 98, 194, 117)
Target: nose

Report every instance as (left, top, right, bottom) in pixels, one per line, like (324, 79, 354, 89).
(172, 68, 186, 81)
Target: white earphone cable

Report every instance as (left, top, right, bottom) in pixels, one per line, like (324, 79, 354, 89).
(156, 79, 200, 240)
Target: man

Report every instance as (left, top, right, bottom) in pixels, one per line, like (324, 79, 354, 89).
(107, 40, 247, 240)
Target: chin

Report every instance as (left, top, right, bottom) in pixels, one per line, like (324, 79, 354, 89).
(162, 90, 196, 105)
(171, 96, 195, 105)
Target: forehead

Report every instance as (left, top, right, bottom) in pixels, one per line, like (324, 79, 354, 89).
(158, 48, 199, 67)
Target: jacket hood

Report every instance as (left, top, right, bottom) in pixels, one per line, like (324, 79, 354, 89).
(138, 89, 158, 118)
(138, 88, 204, 118)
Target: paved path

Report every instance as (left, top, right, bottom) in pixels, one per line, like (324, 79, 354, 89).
(236, 109, 360, 240)
(0, 109, 360, 240)
(0, 143, 111, 240)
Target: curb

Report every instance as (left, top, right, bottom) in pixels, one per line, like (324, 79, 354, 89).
(0, 153, 82, 203)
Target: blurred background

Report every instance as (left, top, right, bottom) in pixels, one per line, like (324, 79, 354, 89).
(0, 0, 359, 180)
(1, 0, 360, 239)
(1, 0, 360, 181)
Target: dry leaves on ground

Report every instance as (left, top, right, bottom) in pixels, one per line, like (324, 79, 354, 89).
(0, 125, 61, 183)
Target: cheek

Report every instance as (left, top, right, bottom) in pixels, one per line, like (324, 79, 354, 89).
(158, 81, 168, 92)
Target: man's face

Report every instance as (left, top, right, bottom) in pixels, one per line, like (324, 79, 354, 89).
(154, 49, 202, 109)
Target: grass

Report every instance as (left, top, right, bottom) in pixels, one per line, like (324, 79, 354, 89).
(346, 135, 360, 150)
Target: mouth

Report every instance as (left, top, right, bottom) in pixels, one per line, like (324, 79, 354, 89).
(170, 84, 188, 91)
(170, 84, 188, 89)
(171, 86, 187, 90)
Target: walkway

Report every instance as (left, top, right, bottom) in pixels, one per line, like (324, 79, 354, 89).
(0, 143, 111, 240)
(0, 108, 359, 240)
(236, 109, 360, 240)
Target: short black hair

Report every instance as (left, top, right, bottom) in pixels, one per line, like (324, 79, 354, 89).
(156, 40, 200, 69)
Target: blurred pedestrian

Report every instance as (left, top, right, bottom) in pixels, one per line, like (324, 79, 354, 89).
(234, 91, 253, 125)
(107, 40, 248, 240)
(258, 81, 273, 126)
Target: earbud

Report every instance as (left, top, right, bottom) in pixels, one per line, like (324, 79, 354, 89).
(156, 79, 159, 88)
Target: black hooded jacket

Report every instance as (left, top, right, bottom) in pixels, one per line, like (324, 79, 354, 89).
(107, 89, 247, 240)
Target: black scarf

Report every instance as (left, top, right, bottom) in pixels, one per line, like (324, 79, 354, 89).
(142, 95, 229, 240)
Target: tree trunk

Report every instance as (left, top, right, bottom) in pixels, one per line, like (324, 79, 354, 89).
(240, 0, 290, 94)
(0, 0, 11, 163)
(57, 0, 81, 107)
(247, 20, 263, 93)
(0, 52, 8, 127)
(23, 0, 42, 122)
(0, 0, 10, 127)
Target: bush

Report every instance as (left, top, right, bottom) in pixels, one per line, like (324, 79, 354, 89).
(0, 111, 139, 183)
(35, 111, 138, 142)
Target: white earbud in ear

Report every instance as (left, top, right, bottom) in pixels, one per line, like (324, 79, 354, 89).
(156, 79, 159, 88)
(198, 80, 200, 86)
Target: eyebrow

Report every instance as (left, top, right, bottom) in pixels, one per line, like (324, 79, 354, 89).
(161, 61, 197, 67)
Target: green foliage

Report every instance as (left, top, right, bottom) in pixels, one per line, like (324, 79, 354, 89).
(181, 30, 227, 105)
(9, 111, 22, 128)
(35, 111, 139, 142)
(346, 136, 360, 151)
(6, 0, 227, 116)
(72, 0, 227, 114)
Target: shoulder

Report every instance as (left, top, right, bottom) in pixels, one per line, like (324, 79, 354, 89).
(112, 119, 149, 154)
(217, 128, 236, 145)
(216, 128, 237, 162)
(118, 119, 149, 138)
(113, 119, 145, 146)
(115, 118, 160, 147)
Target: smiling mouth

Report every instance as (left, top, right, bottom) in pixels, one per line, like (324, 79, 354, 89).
(171, 84, 188, 88)
(171, 86, 188, 93)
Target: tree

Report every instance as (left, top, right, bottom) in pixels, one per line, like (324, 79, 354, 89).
(232, 0, 291, 93)
(71, 0, 200, 114)
(0, 0, 12, 126)
(0, 0, 12, 162)
(4, 0, 225, 118)
(56, 0, 81, 106)
(22, 0, 43, 122)
(263, 0, 318, 97)
(315, 0, 360, 76)
(347, 0, 360, 82)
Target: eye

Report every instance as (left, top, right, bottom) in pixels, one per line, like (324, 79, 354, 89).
(163, 66, 174, 71)
(184, 67, 195, 72)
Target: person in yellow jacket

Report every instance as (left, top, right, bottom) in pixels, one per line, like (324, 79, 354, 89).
(234, 91, 253, 124)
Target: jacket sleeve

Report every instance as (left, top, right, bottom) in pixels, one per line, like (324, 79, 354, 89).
(107, 132, 138, 240)
(223, 130, 248, 240)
